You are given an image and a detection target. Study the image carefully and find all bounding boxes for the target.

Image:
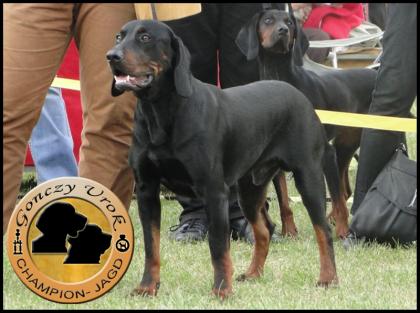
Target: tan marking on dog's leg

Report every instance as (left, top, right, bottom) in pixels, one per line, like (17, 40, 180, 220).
(132, 224, 161, 297)
(313, 225, 338, 287)
(237, 210, 270, 281)
(274, 173, 298, 237)
(211, 251, 234, 299)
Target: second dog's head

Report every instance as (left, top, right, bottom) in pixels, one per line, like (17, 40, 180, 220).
(106, 20, 192, 98)
(236, 4, 309, 65)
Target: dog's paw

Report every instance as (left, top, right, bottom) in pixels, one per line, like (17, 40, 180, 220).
(281, 216, 298, 238)
(281, 226, 298, 238)
(131, 282, 160, 297)
(335, 224, 349, 240)
(211, 287, 233, 300)
(316, 276, 339, 288)
(327, 211, 350, 239)
(328, 212, 349, 239)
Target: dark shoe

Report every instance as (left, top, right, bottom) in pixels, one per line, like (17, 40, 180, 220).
(169, 218, 208, 242)
(342, 231, 365, 251)
(230, 217, 255, 244)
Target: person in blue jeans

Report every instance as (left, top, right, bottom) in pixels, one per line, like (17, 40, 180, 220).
(29, 87, 78, 184)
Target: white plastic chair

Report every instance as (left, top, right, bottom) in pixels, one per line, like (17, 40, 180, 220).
(308, 21, 384, 68)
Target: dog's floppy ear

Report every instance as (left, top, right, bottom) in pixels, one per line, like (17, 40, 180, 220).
(235, 12, 261, 61)
(111, 78, 124, 97)
(287, 3, 309, 66)
(170, 32, 193, 98)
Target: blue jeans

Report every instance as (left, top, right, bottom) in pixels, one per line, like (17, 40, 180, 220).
(29, 87, 78, 184)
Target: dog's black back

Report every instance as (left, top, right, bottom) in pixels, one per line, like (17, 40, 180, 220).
(131, 76, 327, 194)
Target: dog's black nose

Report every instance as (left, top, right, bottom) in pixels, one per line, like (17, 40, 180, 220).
(277, 26, 289, 35)
(106, 50, 123, 62)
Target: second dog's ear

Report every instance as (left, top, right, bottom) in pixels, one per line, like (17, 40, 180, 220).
(287, 3, 309, 66)
(171, 33, 193, 98)
(111, 78, 124, 97)
(235, 12, 261, 61)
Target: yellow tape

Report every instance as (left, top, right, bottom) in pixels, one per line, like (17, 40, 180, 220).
(51, 77, 417, 133)
(52, 77, 81, 91)
(316, 110, 416, 133)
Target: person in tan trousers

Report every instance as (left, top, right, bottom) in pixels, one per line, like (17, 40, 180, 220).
(3, 3, 203, 234)
(3, 4, 139, 233)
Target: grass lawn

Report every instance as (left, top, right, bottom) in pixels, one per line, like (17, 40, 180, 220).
(3, 108, 417, 309)
(3, 173, 417, 309)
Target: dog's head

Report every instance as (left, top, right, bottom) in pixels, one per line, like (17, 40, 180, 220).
(106, 19, 192, 98)
(68, 225, 111, 253)
(235, 4, 309, 65)
(65, 224, 112, 263)
(36, 202, 87, 237)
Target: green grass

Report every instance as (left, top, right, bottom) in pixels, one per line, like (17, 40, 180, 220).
(3, 103, 417, 309)
(3, 181, 417, 309)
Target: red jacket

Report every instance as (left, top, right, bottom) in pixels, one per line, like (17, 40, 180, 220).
(303, 3, 365, 39)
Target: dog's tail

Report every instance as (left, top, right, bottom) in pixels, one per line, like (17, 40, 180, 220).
(322, 143, 341, 203)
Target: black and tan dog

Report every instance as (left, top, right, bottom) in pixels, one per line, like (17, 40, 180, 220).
(107, 19, 338, 298)
(236, 4, 378, 239)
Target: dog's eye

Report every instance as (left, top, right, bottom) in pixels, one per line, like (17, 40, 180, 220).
(139, 33, 151, 42)
(264, 17, 273, 24)
(116, 34, 122, 43)
(286, 20, 293, 26)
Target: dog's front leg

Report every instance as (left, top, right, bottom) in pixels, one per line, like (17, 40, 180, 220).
(204, 183, 234, 299)
(131, 175, 161, 297)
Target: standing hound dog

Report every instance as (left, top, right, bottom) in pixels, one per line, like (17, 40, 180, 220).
(236, 4, 378, 239)
(107, 19, 338, 299)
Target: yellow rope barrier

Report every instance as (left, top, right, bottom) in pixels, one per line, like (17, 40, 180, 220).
(52, 77, 81, 91)
(52, 77, 417, 133)
(315, 110, 416, 133)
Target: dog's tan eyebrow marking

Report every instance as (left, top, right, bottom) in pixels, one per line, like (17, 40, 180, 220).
(137, 27, 147, 33)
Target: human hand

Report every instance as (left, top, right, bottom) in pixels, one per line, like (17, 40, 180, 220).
(291, 3, 311, 10)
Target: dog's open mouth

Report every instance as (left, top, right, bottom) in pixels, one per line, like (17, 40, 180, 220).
(114, 71, 154, 89)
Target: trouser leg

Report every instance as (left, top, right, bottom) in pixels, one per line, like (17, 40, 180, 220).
(74, 4, 137, 209)
(352, 3, 417, 213)
(3, 4, 75, 233)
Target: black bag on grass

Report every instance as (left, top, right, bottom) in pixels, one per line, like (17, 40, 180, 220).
(350, 144, 417, 246)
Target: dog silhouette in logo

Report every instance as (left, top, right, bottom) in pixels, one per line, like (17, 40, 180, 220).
(32, 202, 88, 253)
(64, 224, 112, 264)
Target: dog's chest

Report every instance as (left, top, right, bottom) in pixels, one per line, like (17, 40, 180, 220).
(147, 146, 196, 196)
